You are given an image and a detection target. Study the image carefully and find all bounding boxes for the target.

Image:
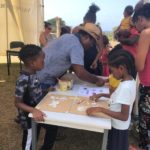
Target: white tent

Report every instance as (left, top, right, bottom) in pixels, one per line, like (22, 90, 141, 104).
(0, 0, 44, 55)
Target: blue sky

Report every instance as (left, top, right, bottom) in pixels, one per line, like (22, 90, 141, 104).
(44, 0, 138, 31)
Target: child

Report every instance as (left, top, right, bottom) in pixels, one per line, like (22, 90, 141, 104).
(14, 44, 58, 150)
(99, 35, 111, 76)
(114, 5, 134, 40)
(86, 48, 136, 150)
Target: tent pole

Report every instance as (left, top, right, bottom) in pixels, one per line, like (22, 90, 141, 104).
(5, 0, 8, 49)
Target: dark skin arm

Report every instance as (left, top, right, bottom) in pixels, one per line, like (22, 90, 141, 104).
(72, 64, 105, 86)
(86, 104, 129, 121)
(89, 93, 110, 102)
(15, 97, 46, 122)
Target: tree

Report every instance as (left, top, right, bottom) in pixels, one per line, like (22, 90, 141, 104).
(47, 17, 66, 32)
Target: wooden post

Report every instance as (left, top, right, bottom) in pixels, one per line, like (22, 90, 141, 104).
(56, 17, 60, 38)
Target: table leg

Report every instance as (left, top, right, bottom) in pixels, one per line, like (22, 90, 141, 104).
(101, 129, 108, 150)
(32, 119, 37, 150)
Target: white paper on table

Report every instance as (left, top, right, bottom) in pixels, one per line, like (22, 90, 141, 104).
(78, 86, 109, 97)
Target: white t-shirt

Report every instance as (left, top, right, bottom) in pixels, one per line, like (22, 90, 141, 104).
(109, 80, 136, 130)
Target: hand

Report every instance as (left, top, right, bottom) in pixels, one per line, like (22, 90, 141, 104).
(32, 108, 46, 122)
(86, 107, 103, 116)
(89, 93, 101, 102)
(96, 78, 105, 86)
(90, 60, 97, 69)
(47, 86, 56, 92)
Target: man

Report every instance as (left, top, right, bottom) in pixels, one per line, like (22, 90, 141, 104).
(38, 23, 105, 90)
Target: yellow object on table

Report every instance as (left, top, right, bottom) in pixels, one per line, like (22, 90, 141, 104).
(58, 79, 73, 91)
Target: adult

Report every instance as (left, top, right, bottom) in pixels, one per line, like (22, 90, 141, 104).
(133, 3, 150, 150)
(81, 3, 103, 75)
(39, 22, 55, 48)
(37, 23, 105, 90)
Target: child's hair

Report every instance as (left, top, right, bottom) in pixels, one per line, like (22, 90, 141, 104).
(108, 47, 136, 79)
(83, 3, 100, 23)
(102, 35, 109, 47)
(124, 5, 134, 16)
(19, 44, 42, 64)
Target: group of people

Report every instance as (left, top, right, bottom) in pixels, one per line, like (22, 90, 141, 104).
(14, 1, 150, 150)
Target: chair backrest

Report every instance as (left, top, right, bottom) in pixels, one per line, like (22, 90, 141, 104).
(10, 41, 24, 49)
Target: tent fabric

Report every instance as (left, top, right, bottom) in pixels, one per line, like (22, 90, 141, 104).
(0, 0, 44, 54)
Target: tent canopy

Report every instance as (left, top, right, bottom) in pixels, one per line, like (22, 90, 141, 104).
(0, 0, 44, 55)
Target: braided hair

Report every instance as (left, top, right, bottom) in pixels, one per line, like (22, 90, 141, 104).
(108, 48, 136, 79)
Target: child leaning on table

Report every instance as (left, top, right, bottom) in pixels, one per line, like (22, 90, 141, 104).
(14, 44, 58, 150)
(86, 48, 136, 150)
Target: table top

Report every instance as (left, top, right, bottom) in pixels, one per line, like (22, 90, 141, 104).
(29, 74, 111, 133)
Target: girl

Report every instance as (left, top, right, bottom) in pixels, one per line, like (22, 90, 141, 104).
(86, 48, 136, 150)
(133, 3, 150, 150)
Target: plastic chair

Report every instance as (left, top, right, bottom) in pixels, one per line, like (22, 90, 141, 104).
(6, 41, 24, 75)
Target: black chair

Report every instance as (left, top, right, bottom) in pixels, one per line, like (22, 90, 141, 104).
(6, 41, 24, 75)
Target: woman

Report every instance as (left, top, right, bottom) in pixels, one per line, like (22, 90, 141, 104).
(39, 22, 54, 47)
(133, 3, 150, 150)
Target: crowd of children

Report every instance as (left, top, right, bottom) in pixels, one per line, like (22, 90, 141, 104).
(14, 1, 150, 150)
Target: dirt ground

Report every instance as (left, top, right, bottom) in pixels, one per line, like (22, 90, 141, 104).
(0, 59, 138, 150)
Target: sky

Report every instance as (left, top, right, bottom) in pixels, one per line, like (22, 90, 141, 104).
(44, 0, 139, 31)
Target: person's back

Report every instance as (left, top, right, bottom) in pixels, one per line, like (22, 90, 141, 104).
(38, 34, 84, 85)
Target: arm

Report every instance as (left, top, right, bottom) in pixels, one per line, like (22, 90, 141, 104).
(86, 104, 129, 121)
(136, 29, 150, 71)
(89, 93, 110, 101)
(91, 28, 104, 69)
(90, 49, 102, 69)
(39, 32, 47, 47)
(72, 64, 105, 86)
(15, 97, 45, 122)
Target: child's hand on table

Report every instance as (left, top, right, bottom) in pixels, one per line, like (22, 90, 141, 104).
(32, 108, 46, 122)
(86, 107, 103, 116)
(89, 93, 102, 102)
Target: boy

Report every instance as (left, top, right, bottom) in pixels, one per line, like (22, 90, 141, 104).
(14, 44, 57, 150)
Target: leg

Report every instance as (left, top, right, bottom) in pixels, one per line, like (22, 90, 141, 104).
(19, 59, 22, 71)
(138, 85, 150, 149)
(40, 124, 58, 150)
(22, 128, 32, 150)
(101, 129, 108, 150)
(31, 119, 37, 150)
(6, 51, 10, 75)
(107, 128, 128, 150)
